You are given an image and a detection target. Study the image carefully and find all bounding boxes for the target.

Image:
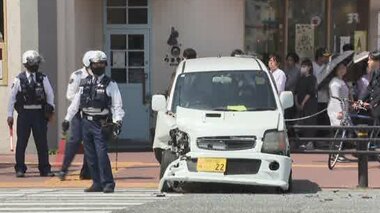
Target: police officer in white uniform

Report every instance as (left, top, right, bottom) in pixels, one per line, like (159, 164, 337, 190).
(58, 50, 95, 181)
(7, 50, 55, 177)
(62, 50, 124, 193)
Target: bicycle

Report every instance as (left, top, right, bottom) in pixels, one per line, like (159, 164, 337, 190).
(327, 97, 372, 170)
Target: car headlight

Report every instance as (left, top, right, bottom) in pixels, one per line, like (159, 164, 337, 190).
(261, 131, 287, 155)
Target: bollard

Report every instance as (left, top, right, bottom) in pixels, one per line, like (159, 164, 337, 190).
(357, 130, 368, 188)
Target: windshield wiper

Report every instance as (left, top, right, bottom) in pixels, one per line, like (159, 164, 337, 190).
(246, 107, 276, 111)
(212, 107, 240, 112)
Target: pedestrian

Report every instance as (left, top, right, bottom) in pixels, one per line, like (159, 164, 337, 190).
(62, 50, 124, 193)
(268, 53, 286, 94)
(327, 62, 350, 161)
(183, 48, 197, 59)
(231, 49, 244, 56)
(58, 51, 95, 181)
(313, 48, 332, 139)
(294, 58, 318, 150)
(7, 50, 55, 177)
(153, 49, 198, 164)
(284, 52, 300, 149)
(360, 51, 380, 121)
(284, 52, 300, 93)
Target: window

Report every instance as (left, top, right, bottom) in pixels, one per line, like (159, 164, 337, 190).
(0, 0, 7, 85)
(331, 0, 369, 53)
(287, 0, 327, 59)
(106, 0, 148, 25)
(245, 0, 285, 65)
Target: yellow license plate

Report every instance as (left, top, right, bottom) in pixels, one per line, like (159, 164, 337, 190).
(197, 158, 227, 173)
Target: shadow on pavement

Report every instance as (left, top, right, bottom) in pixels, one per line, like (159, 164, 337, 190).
(179, 180, 321, 194)
(292, 179, 321, 194)
(114, 176, 154, 180)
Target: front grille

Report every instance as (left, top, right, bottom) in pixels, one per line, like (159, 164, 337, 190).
(187, 158, 261, 175)
(197, 136, 256, 151)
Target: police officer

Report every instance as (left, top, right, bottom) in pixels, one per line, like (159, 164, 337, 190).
(7, 50, 55, 177)
(360, 51, 380, 120)
(58, 51, 95, 181)
(62, 50, 124, 193)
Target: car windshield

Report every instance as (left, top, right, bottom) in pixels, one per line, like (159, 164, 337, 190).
(171, 70, 277, 112)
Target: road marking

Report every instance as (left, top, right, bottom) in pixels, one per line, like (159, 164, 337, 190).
(0, 188, 177, 212)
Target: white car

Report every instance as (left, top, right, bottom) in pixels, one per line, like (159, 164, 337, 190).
(152, 56, 294, 192)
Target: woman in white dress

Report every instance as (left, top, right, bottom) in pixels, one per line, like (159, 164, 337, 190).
(327, 62, 349, 126)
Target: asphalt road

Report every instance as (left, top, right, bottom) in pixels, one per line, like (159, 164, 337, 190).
(117, 189, 380, 213)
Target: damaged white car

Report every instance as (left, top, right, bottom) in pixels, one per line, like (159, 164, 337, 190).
(152, 56, 294, 193)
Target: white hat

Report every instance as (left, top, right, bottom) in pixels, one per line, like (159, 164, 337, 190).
(22, 50, 43, 65)
(89, 50, 107, 64)
(82, 50, 96, 67)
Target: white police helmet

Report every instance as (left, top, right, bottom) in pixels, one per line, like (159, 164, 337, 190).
(22, 50, 43, 65)
(82, 50, 96, 67)
(89, 50, 108, 64)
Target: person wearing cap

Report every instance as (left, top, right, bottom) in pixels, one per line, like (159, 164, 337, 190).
(7, 50, 55, 178)
(61, 50, 124, 193)
(313, 48, 331, 139)
(359, 51, 380, 119)
(57, 51, 95, 181)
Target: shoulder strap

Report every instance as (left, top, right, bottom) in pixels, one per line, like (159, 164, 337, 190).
(101, 75, 112, 87)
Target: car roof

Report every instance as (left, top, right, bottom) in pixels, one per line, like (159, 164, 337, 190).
(180, 56, 267, 73)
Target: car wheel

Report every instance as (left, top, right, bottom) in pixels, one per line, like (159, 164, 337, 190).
(159, 149, 178, 179)
(277, 170, 292, 194)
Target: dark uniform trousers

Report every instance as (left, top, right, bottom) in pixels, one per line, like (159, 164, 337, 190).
(61, 112, 90, 176)
(82, 117, 115, 189)
(15, 109, 51, 173)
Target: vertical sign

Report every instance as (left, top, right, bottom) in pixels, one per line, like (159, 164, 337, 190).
(354, 31, 367, 53)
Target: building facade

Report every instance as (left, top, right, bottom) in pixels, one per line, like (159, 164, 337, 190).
(0, 0, 379, 153)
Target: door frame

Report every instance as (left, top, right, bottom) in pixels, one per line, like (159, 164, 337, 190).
(103, 0, 153, 142)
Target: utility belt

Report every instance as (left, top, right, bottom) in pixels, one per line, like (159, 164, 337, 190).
(23, 105, 43, 110)
(82, 113, 110, 122)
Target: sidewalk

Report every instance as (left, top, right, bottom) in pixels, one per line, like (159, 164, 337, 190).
(0, 152, 160, 189)
(1, 152, 380, 189)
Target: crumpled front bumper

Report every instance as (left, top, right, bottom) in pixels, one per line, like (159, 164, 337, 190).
(159, 152, 292, 191)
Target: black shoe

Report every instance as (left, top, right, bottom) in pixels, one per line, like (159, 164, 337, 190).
(84, 185, 103, 192)
(79, 174, 91, 180)
(40, 172, 55, 177)
(58, 171, 66, 181)
(103, 186, 114, 193)
(16, 171, 25, 178)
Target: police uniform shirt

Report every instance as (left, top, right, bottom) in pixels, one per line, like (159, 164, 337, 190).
(64, 74, 125, 122)
(66, 67, 89, 102)
(7, 71, 55, 117)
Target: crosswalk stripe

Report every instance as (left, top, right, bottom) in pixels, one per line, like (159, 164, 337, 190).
(0, 188, 179, 213)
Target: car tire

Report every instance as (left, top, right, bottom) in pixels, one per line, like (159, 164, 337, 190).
(277, 170, 292, 194)
(159, 149, 178, 179)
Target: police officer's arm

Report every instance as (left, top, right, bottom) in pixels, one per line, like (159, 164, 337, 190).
(107, 82, 125, 123)
(64, 88, 82, 122)
(66, 72, 81, 101)
(43, 76, 55, 108)
(7, 78, 21, 118)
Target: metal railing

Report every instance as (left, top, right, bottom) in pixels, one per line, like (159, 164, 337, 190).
(288, 125, 380, 188)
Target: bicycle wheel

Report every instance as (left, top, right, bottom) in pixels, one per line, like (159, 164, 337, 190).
(328, 129, 346, 170)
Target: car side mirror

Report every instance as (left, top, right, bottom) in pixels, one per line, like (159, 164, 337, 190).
(152, 94, 167, 112)
(280, 91, 294, 109)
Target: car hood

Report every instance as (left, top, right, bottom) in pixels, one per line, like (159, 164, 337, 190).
(175, 107, 282, 139)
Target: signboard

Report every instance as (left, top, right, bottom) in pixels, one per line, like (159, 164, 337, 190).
(295, 24, 314, 58)
(354, 31, 367, 53)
